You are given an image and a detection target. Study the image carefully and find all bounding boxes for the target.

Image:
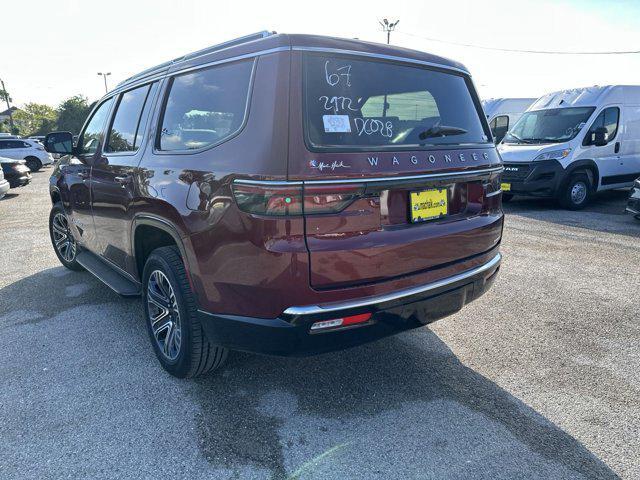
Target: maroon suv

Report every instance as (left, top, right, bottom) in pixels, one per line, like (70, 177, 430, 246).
(45, 32, 503, 378)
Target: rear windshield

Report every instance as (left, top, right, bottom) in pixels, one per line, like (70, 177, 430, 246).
(303, 54, 488, 150)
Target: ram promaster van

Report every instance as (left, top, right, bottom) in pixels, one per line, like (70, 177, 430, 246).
(499, 86, 640, 208)
(44, 32, 503, 377)
(482, 98, 536, 143)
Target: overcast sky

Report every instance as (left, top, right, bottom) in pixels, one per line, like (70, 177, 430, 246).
(1, 0, 638, 107)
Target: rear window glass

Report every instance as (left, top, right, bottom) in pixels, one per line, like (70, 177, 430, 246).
(304, 54, 488, 149)
(158, 60, 253, 151)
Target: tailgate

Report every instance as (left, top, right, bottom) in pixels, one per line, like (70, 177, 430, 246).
(304, 168, 503, 289)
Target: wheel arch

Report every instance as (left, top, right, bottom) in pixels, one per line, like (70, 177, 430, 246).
(131, 215, 191, 282)
(50, 186, 62, 205)
(564, 160, 600, 190)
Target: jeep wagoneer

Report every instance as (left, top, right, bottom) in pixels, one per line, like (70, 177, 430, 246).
(44, 32, 503, 377)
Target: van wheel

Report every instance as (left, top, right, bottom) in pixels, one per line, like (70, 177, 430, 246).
(25, 156, 42, 172)
(49, 203, 84, 271)
(559, 172, 591, 210)
(142, 245, 228, 378)
(502, 193, 514, 203)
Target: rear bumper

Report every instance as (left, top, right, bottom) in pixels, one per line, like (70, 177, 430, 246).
(198, 252, 501, 356)
(501, 160, 564, 197)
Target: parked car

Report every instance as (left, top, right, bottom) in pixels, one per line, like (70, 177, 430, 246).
(0, 164, 10, 199)
(44, 32, 503, 378)
(482, 98, 536, 144)
(0, 156, 31, 188)
(498, 85, 640, 209)
(28, 135, 47, 144)
(0, 138, 53, 172)
(626, 177, 640, 220)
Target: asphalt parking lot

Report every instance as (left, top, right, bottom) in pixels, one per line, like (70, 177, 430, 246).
(0, 169, 638, 480)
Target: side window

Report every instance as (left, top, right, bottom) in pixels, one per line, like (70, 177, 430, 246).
(583, 107, 620, 146)
(490, 115, 509, 143)
(77, 98, 115, 156)
(0, 142, 7, 149)
(158, 59, 253, 151)
(106, 84, 151, 153)
(22, 141, 32, 148)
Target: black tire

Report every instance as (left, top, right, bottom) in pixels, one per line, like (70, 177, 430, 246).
(502, 193, 514, 203)
(142, 245, 228, 378)
(25, 156, 42, 172)
(559, 172, 591, 210)
(49, 203, 84, 271)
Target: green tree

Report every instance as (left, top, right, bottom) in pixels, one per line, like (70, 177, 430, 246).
(56, 95, 91, 134)
(12, 103, 58, 137)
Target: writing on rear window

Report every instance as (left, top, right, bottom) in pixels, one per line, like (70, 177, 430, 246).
(304, 55, 488, 149)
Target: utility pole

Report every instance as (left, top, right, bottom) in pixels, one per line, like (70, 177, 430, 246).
(0, 78, 15, 133)
(97, 72, 111, 93)
(379, 18, 399, 45)
(378, 19, 399, 118)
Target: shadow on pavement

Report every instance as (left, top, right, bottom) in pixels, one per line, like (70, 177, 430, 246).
(192, 335, 620, 479)
(0, 266, 132, 324)
(0, 266, 620, 479)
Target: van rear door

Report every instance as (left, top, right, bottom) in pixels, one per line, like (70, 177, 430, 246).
(289, 52, 503, 289)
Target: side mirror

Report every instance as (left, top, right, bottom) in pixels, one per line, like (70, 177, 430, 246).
(592, 127, 608, 147)
(44, 131, 74, 155)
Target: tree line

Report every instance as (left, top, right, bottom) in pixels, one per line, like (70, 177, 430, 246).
(0, 96, 96, 137)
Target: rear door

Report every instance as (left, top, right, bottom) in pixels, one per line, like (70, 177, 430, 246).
(91, 82, 158, 274)
(292, 53, 502, 289)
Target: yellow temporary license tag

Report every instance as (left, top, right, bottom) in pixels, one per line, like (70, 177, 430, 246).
(501, 183, 511, 192)
(410, 189, 448, 223)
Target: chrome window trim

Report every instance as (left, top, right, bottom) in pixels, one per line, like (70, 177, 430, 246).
(284, 252, 501, 316)
(485, 188, 503, 197)
(107, 47, 290, 99)
(233, 166, 503, 186)
(291, 46, 471, 75)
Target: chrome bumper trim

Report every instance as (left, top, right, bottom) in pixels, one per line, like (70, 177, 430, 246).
(284, 252, 502, 316)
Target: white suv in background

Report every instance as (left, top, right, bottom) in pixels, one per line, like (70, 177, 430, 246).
(0, 138, 54, 171)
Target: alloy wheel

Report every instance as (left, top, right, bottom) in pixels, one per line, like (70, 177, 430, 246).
(147, 270, 182, 361)
(52, 213, 77, 262)
(570, 182, 587, 205)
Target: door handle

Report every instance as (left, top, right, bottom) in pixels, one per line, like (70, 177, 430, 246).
(614, 142, 620, 154)
(114, 175, 132, 187)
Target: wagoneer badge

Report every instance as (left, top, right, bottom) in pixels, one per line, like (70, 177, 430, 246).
(364, 151, 490, 168)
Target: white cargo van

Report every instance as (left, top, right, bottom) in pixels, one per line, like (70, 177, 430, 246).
(498, 85, 640, 209)
(482, 98, 536, 143)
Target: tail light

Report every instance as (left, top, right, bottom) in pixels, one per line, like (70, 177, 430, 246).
(233, 182, 363, 216)
(232, 184, 302, 216)
(303, 184, 364, 214)
(482, 176, 502, 214)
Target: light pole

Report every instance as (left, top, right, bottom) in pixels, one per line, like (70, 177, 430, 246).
(379, 18, 399, 45)
(97, 72, 111, 93)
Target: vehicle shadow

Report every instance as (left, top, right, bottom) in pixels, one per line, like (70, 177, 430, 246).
(191, 339, 619, 479)
(503, 190, 638, 237)
(0, 267, 621, 479)
(0, 266, 126, 323)
(0, 192, 20, 201)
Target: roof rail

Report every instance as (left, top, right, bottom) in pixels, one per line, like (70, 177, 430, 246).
(116, 31, 275, 89)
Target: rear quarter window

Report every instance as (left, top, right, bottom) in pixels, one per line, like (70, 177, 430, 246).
(158, 59, 254, 151)
(304, 54, 488, 150)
